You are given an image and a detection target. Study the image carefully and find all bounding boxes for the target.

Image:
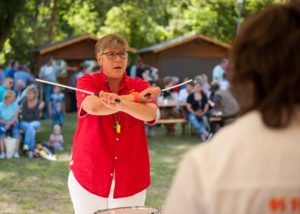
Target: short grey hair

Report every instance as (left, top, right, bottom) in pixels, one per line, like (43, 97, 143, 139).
(95, 34, 128, 55)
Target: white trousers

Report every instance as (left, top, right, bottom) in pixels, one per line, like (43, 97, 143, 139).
(68, 171, 146, 214)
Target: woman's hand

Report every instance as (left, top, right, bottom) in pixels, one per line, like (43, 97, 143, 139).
(4, 122, 11, 129)
(139, 87, 161, 103)
(39, 101, 45, 110)
(195, 109, 204, 117)
(99, 91, 121, 110)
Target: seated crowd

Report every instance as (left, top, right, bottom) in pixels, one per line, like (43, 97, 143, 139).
(152, 71, 239, 142)
(0, 57, 239, 158)
(0, 61, 65, 159)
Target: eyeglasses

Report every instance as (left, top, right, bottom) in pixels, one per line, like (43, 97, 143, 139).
(101, 51, 128, 60)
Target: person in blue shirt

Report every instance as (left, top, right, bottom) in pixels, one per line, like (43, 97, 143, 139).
(5, 61, 18, 79)
(0, 77, 14, 102)
(49, 86, 65, 127)
(211, 58, 228, 82)
(0, 90, 20, 159)
(13, 64, 35, 91)
(0, 67, 4, 85)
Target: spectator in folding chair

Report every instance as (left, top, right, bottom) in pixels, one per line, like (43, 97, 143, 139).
(19, 84, 44, 158)
(208, 82, 239, 134)
(0, 90, 20, 159)
(186, 81, 211, 142)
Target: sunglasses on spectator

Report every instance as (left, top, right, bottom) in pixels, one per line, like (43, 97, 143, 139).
(101, 51, 128, 60)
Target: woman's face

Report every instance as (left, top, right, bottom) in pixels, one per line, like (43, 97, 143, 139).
(96, 46, 128, 79)
(186, 84, 193, 93)
(26, 90, 36, 100)
(54, 86, 60, 94)
(5, 95, 15, 104)
(54, 126, 61, 135)
(194, 83, 202, 93)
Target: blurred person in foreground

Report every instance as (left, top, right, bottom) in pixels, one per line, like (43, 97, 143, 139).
(164, 1, 300, 213)
(68, 34, 160, 213)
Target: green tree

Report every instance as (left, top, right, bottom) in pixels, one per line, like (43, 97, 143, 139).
(0, 0, 281, 64)
(0, 0, 26, 50)
(100, 2, 170, 49)
(2, 0, 100, 63)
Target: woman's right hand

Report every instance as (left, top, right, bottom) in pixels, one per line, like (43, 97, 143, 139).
(39, 101, 45, 110)
(139, 87, 161, 103)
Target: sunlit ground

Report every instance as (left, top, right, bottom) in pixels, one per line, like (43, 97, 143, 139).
(0, 113, 199, 213)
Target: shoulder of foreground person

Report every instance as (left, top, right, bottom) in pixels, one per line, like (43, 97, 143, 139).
(183, 109, 300, 173)
(179, 110, 278, 175)
(191, 111, 262, 150)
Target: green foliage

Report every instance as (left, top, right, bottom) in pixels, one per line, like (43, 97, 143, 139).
(166, 3, 218, 39)
(0, 0, 281, 63)
(100, 3, 171, 48)
(0, 0, 26, 48)
(58, 0, 99, 37)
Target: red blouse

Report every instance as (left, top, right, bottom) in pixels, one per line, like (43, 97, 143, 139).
(70, 71, 156, 198)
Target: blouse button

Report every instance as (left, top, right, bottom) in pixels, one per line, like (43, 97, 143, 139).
(110, 173, 113, 176)
(116, 138, 119, 141)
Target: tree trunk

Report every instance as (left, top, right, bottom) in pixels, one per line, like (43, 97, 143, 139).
(48, 0, 57, 43)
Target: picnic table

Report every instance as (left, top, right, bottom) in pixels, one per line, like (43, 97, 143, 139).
(156, 100, 188, 135)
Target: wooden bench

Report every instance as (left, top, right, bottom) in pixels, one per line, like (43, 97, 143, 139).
(155, 118, 189, 135)
(209, 117, 223, 122)
(156, 118, 187, 124)
(209, 116, 238, 123)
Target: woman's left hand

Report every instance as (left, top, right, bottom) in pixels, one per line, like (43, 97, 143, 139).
(99, 91, 121, 109)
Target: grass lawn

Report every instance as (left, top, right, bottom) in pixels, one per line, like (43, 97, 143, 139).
(0, 113, 199, 213)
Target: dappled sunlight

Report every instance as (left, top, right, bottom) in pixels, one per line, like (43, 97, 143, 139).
(0, 171, 17, 181)
(172, 143, 194, 152)
(56, 153, 71, 162)
(0, 199, 21, 214)
(160, 156, 178, 164)
(1, 114, 201, 211)
(23, 176, 39, 184)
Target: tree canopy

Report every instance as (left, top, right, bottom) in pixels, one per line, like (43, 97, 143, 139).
(0, 0, 280, 65)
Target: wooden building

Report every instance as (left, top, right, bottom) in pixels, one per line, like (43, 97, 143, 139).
(138, 33, 230, 81)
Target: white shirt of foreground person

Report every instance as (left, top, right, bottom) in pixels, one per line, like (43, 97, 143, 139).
(163, 111, 300, 214)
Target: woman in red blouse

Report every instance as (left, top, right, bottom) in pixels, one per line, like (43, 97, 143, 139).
(68, 34, 161, 213)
